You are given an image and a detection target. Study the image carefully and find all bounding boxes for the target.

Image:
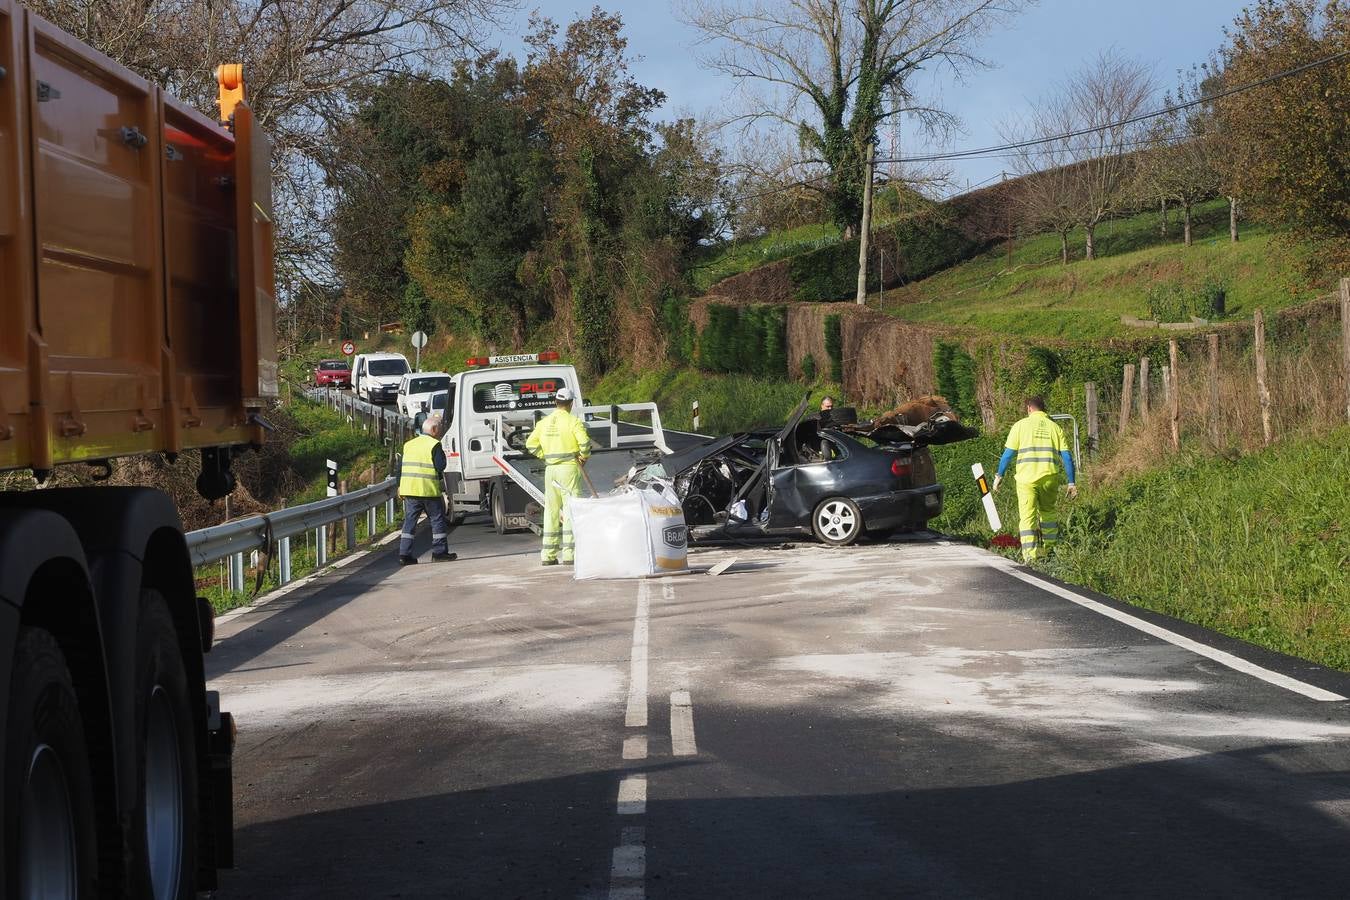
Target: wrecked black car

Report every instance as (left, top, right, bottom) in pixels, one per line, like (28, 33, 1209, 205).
(646, 397, 977, 546)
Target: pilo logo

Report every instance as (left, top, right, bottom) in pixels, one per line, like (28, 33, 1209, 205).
(663, 525, 687, 549)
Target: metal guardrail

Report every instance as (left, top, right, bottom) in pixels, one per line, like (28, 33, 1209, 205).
(186, 477, 399, 592)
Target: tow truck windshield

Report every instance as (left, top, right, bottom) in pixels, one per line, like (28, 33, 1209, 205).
(472, 377, 571, 413)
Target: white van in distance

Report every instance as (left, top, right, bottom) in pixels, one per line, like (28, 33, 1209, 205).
(397, 371, 452, 417)
(351, 352, 410, 405)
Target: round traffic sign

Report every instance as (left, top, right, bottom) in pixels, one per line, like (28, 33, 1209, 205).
(341, 340, 355, 356)
(410, 330, 428, 349)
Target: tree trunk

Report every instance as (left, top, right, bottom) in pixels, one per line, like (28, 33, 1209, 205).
(1059, 231, 1069, 265)
(1084, 225, 1096, 261)
(1183, 202, 1193, 247)
(1228, 196, 1239, 242)
(1159, 198, 1168, 236)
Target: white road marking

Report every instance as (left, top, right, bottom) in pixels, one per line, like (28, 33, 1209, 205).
(610, 844, 646, 879)
(625, 581, 651, 727)
(983, 555, 1346, 703)
(617, 775, 647, 815)
(670, 691, 697, 756)
(622, 735, 648, 760)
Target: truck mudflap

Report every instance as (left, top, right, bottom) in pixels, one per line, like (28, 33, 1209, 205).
(204, 692, 235, 873)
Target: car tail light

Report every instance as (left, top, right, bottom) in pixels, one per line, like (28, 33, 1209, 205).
(891, 458, 912, 478)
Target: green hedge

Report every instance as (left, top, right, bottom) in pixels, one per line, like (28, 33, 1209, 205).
(933, 341, 979, 421)
(698, 304, 788, 378)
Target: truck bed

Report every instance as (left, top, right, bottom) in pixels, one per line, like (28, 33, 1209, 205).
(0, 0, 276, 476)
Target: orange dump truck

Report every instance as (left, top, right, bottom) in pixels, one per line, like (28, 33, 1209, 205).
(0, 0, 276, 893)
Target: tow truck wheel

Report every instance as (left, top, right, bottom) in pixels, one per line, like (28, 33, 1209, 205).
(491, 486, 507, 536)
(4, 627, 99, 899)
(132, 593, 199, 900)
(811, 497, 863, 547)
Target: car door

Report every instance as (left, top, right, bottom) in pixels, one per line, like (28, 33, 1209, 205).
(768, 431, 852, 531)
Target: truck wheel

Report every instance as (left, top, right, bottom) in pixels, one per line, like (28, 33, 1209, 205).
(811, 497, 863, 546)
(491, 486, 507, 536)
(4, 627, 99, 899)
(132, 593, 199, 900)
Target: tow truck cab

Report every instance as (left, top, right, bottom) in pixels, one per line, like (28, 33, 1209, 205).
(441, 353, 583, 525)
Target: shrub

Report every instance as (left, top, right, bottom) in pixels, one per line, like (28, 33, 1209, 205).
(824, 314, 844, 382)
(696, 303, 788, 378)
(801, 353, 818, 382)
(1146, 279, 1229, 322)
(933, 341, 979, 421)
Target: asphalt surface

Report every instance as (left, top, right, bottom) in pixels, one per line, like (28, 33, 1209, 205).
(208, 520, 1350, 899)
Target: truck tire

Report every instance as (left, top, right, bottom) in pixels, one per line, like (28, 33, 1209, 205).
(4, 626, 99, 899)
(131, 593, 199, 900)
(491, 485, 507, 536)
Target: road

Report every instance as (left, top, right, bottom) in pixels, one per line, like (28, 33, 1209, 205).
(208, 519, 1350, 898)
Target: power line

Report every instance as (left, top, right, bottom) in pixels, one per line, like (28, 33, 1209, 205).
(875, 47, 1350, 165)
(726, 47, 1350, 204)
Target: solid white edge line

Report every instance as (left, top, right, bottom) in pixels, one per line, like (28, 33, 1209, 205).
(214, 530, 402, 627)
(984, 555, 1345, 702)
(670, 691, 697, 756)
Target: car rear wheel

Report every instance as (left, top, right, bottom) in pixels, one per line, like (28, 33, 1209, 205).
(811, 497, 863, 546)
(491, 486, 507, 536)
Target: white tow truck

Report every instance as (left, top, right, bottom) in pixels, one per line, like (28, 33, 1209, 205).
(434, 352, 671, 533)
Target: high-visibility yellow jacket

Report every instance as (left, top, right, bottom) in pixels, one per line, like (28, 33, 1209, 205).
(1003, 411, 1070, 483)
(398, 434, 443, 497)
(526, 409, 591, 466)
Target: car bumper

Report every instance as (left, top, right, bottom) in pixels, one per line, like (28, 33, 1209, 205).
(855, 483, 943, 530)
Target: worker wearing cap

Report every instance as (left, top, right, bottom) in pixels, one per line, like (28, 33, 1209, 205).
(992, 396, 1077, 563)
(526, 387, 592, 566)
(397, 415, 456, 565)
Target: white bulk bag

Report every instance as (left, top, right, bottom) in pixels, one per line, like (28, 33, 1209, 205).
(570, 480, 689, 580)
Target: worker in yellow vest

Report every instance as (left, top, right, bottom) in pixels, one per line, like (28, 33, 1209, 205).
(397, 415, 456, 565)
(992, 396, 1077, 563)
(525, 388, 592, 566)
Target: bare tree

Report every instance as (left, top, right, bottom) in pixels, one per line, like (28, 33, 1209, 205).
(1061, 52, 1155, 260)
(1136, 68, 1221, 247)
(1004, 103, 1082, 264)
(682, 0, 1029, 234)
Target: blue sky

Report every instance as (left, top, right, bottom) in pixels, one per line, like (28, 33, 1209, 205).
(500, 1, 1249, 192)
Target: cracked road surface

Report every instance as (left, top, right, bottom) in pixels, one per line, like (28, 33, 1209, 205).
(208, 519, 1350, 898)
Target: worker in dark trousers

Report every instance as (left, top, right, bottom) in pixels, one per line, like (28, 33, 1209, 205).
(397, 415, 456, 565)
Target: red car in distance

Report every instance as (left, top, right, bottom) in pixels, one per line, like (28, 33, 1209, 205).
(313, 359, 352, 387)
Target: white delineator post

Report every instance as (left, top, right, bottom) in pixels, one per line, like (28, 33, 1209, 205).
(691, 399, 700, 432)
(971, 462, 1001, 531)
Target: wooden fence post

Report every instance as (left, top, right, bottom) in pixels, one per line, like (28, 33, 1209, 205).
(1138, 357, 1150, 420)
(1207, 333, 1221, 448)
(1118, 363, 1135, 436)
(1085, 382, 1099, 452)
(1341, 277, 1350, 423)
(1168, 339, 1180, 451)
(1254, 308, 1273, 446)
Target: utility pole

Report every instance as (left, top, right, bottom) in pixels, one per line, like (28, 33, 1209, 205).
(855, 142, 875, 306)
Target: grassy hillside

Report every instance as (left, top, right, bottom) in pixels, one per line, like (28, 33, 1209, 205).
(690, 222, 841, 294)
(882, 200, 1325, 339)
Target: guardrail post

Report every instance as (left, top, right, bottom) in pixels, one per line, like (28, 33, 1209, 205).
(367, 506, 377, 542)
(386, 496, 396, 526)
(278, 536, 291, 585)
(228, 552, 245, 594)
(342, 480, 356, 551)
(316, 526, 328, 567)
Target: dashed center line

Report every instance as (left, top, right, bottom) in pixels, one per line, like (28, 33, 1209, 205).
(625, 580, 651, 727)
(670, 690, 697, 756)
(622, 735, 648, 760)
(617, 774, 647, 815)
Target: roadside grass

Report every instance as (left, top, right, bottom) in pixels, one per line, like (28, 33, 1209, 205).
(1045, 428, 1350, 670)
(881, 200, 1324, 339)
(936, 425, 1350, 672)
(690, 222, 841, 294)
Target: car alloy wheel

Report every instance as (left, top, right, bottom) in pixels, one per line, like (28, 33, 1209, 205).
(812, 497, 862, 546)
